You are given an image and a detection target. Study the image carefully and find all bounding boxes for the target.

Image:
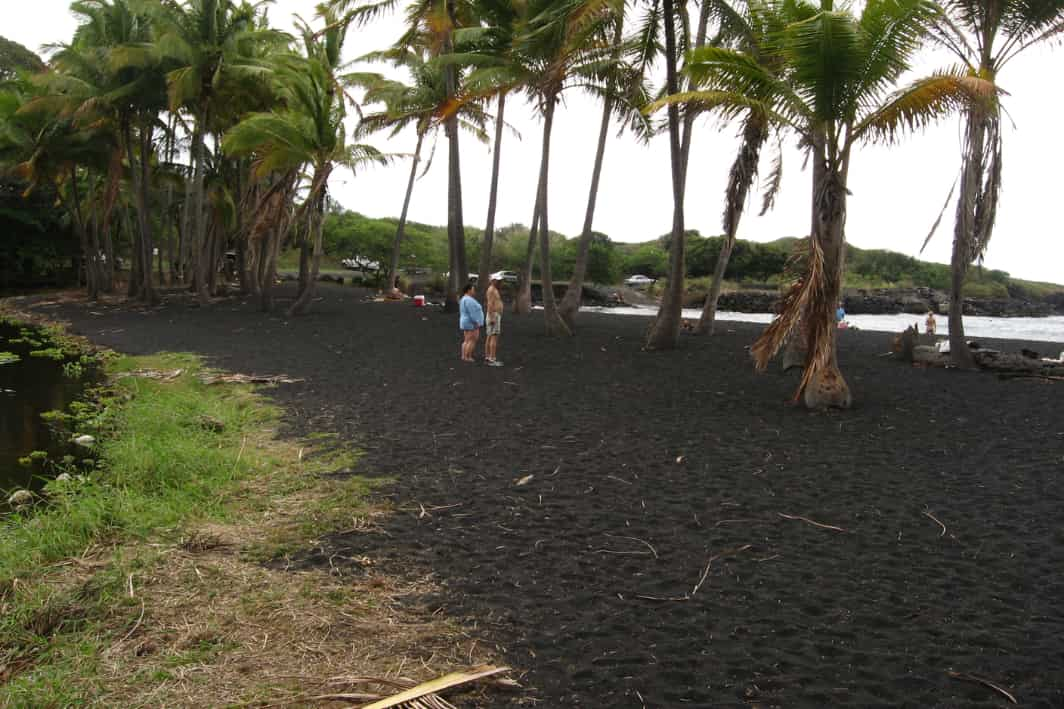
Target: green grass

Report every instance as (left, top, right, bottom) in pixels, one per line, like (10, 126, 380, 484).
(0, 354, 274, 584)
(0, 351, 287, 701)
(0, 337, 388, 704)
(274, 249, 345, 272)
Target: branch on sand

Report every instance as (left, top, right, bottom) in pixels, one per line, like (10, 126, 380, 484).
(947, 671, 1017, 704)
(635, 545, 753, 602)
(777, 512, 847, 533)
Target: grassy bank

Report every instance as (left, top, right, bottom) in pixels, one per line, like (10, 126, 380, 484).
(0, 347, 491, 705)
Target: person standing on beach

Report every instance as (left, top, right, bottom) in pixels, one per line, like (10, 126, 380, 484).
(459, 283, 484, 362)
(925, 309, 937, 336)
(485, 275, 504, 366)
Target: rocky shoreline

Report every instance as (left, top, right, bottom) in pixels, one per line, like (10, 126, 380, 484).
(295, 274, 1062, 318)
(709, 287, 1062, 318)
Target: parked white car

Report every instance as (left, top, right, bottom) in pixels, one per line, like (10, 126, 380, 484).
(342, 256, 380, 272)
(491, 270, 519, 283)
(624, 274, 656, 287)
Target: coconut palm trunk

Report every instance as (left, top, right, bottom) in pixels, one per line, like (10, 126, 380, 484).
(288, 168, 331, 316)
(645, 0, 686, 350)
(698, 116, 768, 334)
(63, 167, 99, 300)
(678, 0, 712, 182)
(533, 91, 570, 336)
(442, 0, 466, 313)
(477, 91, 507, 300)
(800, 140, 852, 409)
(190, 106, 211, 304)
(513, 208, 539, 314)
(947, 105, 991, 370)
(123, 120, 157, 305)
(557, 14, 624, 329)
(387, 131, 425, 294)
(557, 89, 613, 329)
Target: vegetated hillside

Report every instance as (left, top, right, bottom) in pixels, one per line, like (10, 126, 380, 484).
(0, 36, 45, 82)
(314, 210, 1062, 300)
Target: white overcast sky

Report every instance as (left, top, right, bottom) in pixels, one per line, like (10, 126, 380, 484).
(6, 0, 1063, 284)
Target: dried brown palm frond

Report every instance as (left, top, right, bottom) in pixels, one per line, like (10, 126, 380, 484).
(750, 236, 823, 372)
(751, 235, 835, 401)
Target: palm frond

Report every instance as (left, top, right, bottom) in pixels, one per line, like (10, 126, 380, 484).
(853, 72, 996, 144)
(759, 134, 783, 216)
(750, 236, 824, 373)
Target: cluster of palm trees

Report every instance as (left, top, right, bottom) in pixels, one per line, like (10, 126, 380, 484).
(1, 0, 1061, 408)
(1, 0, 387, 315)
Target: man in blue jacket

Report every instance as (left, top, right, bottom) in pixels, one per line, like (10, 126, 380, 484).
(459, 282, 484, 362)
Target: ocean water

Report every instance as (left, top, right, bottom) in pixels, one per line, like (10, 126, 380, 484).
(583, 307, 1064, 345)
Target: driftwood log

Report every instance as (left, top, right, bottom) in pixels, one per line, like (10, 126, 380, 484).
(894, 328, 1064, 379)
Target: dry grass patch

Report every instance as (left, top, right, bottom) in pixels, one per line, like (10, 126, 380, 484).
(0, 349, 511, 706)
(93, 539, 498, 707)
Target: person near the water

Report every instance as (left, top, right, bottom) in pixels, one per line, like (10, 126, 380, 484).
(459, 282, 484, 362)
(835, 304, 846, 323)
(485, 275, 504, 366)
(925, 309, 937, 336)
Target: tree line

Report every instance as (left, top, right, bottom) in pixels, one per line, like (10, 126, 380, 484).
(1, 0, 1060, 408)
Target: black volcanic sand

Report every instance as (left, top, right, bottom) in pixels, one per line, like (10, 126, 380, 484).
(26, 286, 1064, 708)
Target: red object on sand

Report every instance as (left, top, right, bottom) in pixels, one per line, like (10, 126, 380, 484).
(414, 295, 426, 307)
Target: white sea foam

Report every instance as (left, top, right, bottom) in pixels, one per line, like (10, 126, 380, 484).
(582, 307, 1064, 343)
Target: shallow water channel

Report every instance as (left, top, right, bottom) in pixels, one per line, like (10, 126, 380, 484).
(0, 323, 92, 494)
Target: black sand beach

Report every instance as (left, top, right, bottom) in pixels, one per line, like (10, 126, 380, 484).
(26, 285, 1064, 708)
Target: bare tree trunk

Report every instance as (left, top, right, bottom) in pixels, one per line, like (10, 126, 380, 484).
(102, 213, 115, 293)
(442, 0, 466, 313)
(477, 92, 507, 300)
(948, 109, 988, 370)
(64, 168, 98, 300)
(288, 173, 331, 316)
(700, 240, 733, 333)
(513, 204, 540, 315)
(558, 78, 615, 329)
(678, 0, 713, 182)
(698, 117, 767, 334)
(800, 141, 852, 409)
(122, 203, 139, 298)
(260, 225, 280, 312)
(191, 106, 211, 305)
(534, 92, 570, 336)
(123, 120, 157, 304)
(645, 0, 686, 350)
(387, 132, 424, 294)
(87, 175, 105, 298)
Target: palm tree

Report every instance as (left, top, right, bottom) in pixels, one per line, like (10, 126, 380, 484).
(51, 0, 168, 304)
(642, 0, 686, 350)
(693, 0, 785, 335)
(355, 47, 489, 295)
(222, 13, 386, 316)
(930, 0, 1064, 369)
(507, 0, 620, 335)
(153, 0, 280, 303)
(555, 12, 650, 330)
(639, 0, 728, 348)
(660, 0, 992, 407)
(0, 79, 113, 298)
(459, 0, 525, 300)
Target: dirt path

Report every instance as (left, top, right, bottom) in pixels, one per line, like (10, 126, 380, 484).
(31, 285, 1064, 708)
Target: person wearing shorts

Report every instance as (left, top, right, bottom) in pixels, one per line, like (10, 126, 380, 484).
(459, 282, 484, 362)
(485, 275, 504, 366)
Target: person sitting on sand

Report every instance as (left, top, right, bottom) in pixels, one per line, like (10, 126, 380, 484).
(459, 282, 484, 362)
(485, 275, 504, 366)
(925, 309, 937, 336)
